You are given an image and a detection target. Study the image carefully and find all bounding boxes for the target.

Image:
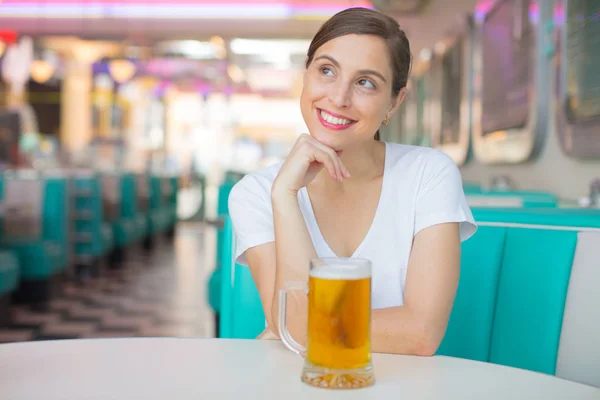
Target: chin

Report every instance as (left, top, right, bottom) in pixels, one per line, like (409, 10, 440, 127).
(308, 128, 345, 150)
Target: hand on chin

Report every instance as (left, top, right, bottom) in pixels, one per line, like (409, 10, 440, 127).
(307, 130, 344, 153)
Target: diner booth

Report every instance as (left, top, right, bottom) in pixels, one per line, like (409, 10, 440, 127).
(1, 0, 600, 398)
(209, 0, 600, 391)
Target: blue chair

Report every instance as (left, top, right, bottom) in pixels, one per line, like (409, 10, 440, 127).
(149, 175, 168, 236)
(136, 174, 154, 250)
(0, 171, 67, 303)
(117, 172, 140, 245)
(439, 208, 600, 380)
(163, 176, 179, 238)
(218, 216, 265, 339)
(71, 170, 105, 279)
(0, 250, 19, 325)
(101, 173, 129, 267)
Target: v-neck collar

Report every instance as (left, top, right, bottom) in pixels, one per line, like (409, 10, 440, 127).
(300, 142, 389, 258)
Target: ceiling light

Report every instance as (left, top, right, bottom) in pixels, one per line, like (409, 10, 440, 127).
(230, 39, 310, 56)
(227, 64, 245, 83)
(419, 48, 432, 61)
(108, 59, 136, 84)
(30, 60, 55, 84)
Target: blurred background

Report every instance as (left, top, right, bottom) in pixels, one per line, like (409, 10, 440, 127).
(0, 0, 599, 343)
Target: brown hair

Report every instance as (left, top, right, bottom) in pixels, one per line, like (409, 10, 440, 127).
(306, 7, 412, 140)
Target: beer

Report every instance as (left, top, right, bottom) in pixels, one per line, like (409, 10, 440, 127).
(279, 258, 374, 389)
(306, 264, 371, 370)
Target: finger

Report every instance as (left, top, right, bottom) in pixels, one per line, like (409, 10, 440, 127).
(328, 149, 351, 178)
(322, 148, 343, 181)
(299, 141, 336, 180)
(331, 153, 350, 179)
(311, 141, 345, 181)
(306, 137, 347, 180)
(312, 148, 340, 181)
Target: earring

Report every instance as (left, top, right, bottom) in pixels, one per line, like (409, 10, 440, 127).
(382, 118, 389, 127)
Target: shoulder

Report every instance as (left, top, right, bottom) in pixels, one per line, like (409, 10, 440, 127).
(229, 161, 283, 205)
(384, 143, 458, 176)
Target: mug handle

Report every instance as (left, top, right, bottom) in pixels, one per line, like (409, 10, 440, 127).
(278, 282, 308, 357)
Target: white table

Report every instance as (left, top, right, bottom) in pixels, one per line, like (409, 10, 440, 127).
(0, 338, 598, 399)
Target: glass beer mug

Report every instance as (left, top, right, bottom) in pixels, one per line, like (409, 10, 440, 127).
(278, 258, 374, 389)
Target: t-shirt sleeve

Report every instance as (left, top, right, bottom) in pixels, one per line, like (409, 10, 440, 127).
(228, 175, 275, 266)
(414, 153, 477, 242)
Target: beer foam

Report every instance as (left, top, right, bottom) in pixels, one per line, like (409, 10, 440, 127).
(310, 263, 371, 280)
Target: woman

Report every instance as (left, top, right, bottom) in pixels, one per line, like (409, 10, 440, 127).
(228, 7, 476, 356)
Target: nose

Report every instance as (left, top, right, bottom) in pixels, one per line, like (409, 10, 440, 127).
(328, 79, 352, 108)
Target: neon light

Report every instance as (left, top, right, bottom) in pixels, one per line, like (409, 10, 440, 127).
(528, 2, 539, 23)
(0, 0, 371, 4)
(0, 1, 373, 19)
(474, 0, 494, 22)
(0, 4, 291, 19)
(553, 3, 565, 25)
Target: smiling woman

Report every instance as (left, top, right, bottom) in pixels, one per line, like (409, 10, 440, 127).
(302, 9, 411, 145)
(228, 7, 477, 358)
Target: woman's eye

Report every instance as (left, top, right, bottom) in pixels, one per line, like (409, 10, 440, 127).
(320, 67, 334, 76)
(358, 78, 375, 89)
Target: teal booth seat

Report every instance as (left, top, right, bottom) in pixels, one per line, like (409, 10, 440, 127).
(71, 170, 119, 279)
(466, 190, 558, 208)
(438, 207, 600, 377)
(133, 174, 150, 244)
(162, 176, 179, 236)
(0, 173, 68, 278)
(207, 178, 240, 335)
(135, 173, 153, 249)
(218, 216, 265, 339)
(436, 226, 506, 362)
(0, 251, 19, 295)
(42, 174, 70, 275)
(215, 179, 237, 269)
(489, 227, 576, 374)
(0, 171, 68, 302)
(111, 172, 148, 249)
(0, 250, 19, 324)
(71, 172, 104, 262)
(148, 176, 169, 235)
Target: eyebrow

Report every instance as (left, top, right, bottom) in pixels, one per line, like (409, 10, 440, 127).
(314, 54, 388, 83)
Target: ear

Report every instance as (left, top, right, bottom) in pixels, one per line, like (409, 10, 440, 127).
(386, 87, 407, 119)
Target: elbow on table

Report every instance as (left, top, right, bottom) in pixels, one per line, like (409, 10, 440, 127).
(413, 337, 440, 357)
(410, 325, 443, 357)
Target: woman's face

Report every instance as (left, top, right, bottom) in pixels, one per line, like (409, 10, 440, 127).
(300, 34, 402, 150)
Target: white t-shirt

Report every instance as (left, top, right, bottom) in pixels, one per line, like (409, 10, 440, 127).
(228, 142, 477, 309)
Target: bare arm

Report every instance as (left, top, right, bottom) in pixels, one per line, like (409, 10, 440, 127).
(245, 134, 349, 343)
(248, 220, 460, 355)
(241, 193, 319, 343)
(371, 222, 461, 356)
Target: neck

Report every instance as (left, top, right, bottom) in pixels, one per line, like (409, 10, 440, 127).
(313, 139, 385, 189)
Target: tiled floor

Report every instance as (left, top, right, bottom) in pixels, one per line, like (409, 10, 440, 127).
(0, 222, 216, 343)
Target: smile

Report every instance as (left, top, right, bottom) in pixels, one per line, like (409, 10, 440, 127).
(317, 109, 357, 131)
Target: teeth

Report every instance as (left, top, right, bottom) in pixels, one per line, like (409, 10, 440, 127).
(320, 110, 352, 125)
